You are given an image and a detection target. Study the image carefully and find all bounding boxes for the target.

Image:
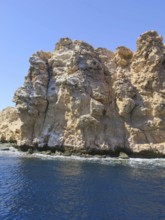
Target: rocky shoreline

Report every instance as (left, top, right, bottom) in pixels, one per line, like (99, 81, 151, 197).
(1, 31, 165, 158)
(1, 142, 165, 159)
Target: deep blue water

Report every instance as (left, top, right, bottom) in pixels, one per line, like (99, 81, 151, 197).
(0, 150, 165, 220)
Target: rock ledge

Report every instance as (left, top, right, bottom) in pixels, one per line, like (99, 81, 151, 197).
(1, 31, 165, 158)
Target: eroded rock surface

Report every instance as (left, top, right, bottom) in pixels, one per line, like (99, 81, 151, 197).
(1, 31, 165, 157)
(0, 107, 21, 142)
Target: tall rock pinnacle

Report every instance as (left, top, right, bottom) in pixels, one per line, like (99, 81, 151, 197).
(1, 31, 165, 157)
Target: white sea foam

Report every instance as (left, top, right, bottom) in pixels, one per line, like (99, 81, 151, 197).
(1, 145, 165, 168)
(0, 146, 24, 157)
(27, 152, 165, 168)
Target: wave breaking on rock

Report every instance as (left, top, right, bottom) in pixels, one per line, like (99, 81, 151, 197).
(1, 31, 165, 158)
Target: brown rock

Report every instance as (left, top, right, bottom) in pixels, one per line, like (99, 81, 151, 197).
(1, 31, 165, 157)
(0, 107, 21, 142)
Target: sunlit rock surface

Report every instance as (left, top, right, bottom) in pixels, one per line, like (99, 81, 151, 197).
(0, 107, 21, 143)
(1, 31, 165, 157)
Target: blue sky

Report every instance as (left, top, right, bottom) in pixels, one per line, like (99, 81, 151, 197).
(1, 0, 165, 110)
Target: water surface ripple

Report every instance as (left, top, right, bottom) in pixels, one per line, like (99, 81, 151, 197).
(0, 150, 165, 220)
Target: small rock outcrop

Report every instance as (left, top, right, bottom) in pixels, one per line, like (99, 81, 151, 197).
(0, 107, 21, 142)
(1, 31, 165, 157)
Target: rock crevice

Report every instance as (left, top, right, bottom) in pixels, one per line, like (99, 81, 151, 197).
(1, 31, 165, 157)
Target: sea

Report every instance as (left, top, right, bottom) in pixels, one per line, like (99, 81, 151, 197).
(0, 145, 165, 220)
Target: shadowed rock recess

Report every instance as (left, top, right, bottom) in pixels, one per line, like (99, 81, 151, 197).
(1, 31, 165, 157)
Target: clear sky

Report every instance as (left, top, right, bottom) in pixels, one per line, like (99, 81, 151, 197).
(1, 0, 165, 110)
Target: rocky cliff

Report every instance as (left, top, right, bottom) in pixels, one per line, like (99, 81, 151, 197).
(1, 31, 165, 157)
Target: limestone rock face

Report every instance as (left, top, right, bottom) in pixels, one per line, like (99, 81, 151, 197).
(0, 107, 21, 142)
(2, 30, 165, 157)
